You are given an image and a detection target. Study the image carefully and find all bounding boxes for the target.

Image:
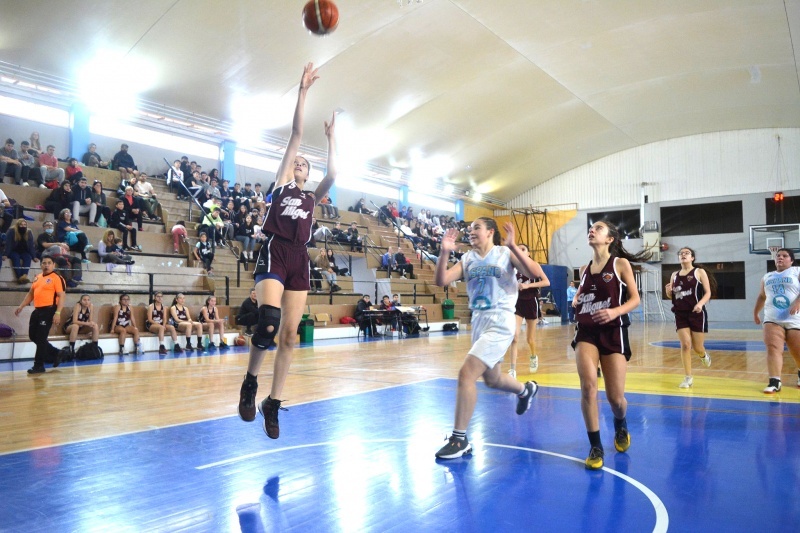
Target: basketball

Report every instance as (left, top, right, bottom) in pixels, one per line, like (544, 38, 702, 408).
(302, 0, 339, 35)
(235, 336, 246, 346)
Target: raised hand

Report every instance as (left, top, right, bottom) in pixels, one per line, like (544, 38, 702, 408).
(440, 228, 459, 254)
(502, 222, 516, 247)
(300, 62, 320, 90)
(324, 111, 336, 138)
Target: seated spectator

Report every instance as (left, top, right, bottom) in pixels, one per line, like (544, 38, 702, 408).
(312, 218, 332, 245)
(147, 291, 179, 355)
(65, 158, 84, 186)
(219, 179, 231, 204)
(235, 213, 257, 260)
(219, 198, 236, 241)
(347, 222, 363, 252)
(109, 199, 140, 251)
(0, 138, 22, 185)
(45, 181, 73, 217)
(112, 143, 140, 181)
(0, 186, 13, 232)
(39, 144, 65, 187)
(56, 208, 92, 261)
(134, 173, 161, 221)
(194, 232, 214, 275)
(319, 193, 340, 219)
(71, 177, 96, 224)
(200, 206, 227, 245)
(252, 182, 266, 210)
(4, 218, 37, 284)
(309, 257, 323, 292)
(171, 220, 187, 254)
(314, 248, 341, 292)
(121, 186, 144, 231)
(230, 182, 251, 211)
(236, 288, 258, 336)
(355, 294, 379, 336)
(241, 182, 255, 207)
(63, 294, 100, 356)
(378, 201, 395, 226)
(183, 169, 200, 200)
(98, 230, 134, 270)
(170, 293, 202, 351)
(349, 197, 374, 215)
(28, 132, 41, 157)
(167, 159, 184, 197)
(382, 246, 396, 273)
(90, 180, 111, 227)
(35, 220, 56, 258)
(325, 248, 349, 276)
(199, 295, 228, 349)
(394, 247, 414, 279)
(112, 293, 141, 356)
(17, 141, 41, 187)
(81, 143, 108, 168)
(392, 294, 402, 306)
(405, 206, 415, 225)
(43, 241, 82, 287)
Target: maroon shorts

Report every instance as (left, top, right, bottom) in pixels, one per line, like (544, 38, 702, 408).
(571, 324, 631, 360)
(674, 309, 708, 333)
(515, 297, 540, 320)
(253, 234, 310, 291)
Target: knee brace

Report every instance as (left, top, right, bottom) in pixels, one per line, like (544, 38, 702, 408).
(252, 304, 281, 349)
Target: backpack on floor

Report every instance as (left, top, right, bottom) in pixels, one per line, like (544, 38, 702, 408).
(75, 342, 104, 361)
(0, 324, 15, 338)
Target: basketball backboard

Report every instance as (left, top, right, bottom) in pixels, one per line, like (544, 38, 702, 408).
(749, 224, 800, 254)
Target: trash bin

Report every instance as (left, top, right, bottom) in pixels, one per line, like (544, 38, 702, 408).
(442, 299, 455, 319)
(298, 314, 315, 344)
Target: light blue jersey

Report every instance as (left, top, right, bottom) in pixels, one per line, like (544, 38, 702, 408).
(762, 266, 800, 325)
(460, 246, 518, 313)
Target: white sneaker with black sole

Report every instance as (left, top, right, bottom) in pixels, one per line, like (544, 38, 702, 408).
(763, 378, 782, 394)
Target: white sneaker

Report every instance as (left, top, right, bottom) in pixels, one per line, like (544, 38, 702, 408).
(508, 368, 517, 379)
(529, 354, 539, 373)
(39, 184, 47, 188)
(763, 378, 782, 393)
(679, 376, 693, 389)
(22, 182, 29, 187)
(699, 352, 711, 367)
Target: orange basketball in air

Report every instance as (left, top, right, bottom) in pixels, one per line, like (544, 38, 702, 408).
(302, 0, 339, 35)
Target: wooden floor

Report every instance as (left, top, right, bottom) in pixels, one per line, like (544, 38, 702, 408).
(1, 321, 798, 456)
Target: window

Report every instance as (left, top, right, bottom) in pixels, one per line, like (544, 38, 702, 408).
(661, 261, 745, 300)
(587, 209, 640, 239)
(764, 195, 800, 225)
(661, 201, 743, 237)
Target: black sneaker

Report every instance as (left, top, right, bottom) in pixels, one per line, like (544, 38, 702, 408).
(435, 435, 472, 459)
(27, 364, 46, 375)
(763, 378, 782, 394)
(258, 396, 287, 439)
(614, 427, 631, 452)
(185, 343, 194, 351)
(207, 342, 216, 349)
(238, 378, 258, 422)
(53, 347, 69, 368)
(515, 381, 539, 415)
(585, 446, 604, 470)
(173, 344, 183, 354)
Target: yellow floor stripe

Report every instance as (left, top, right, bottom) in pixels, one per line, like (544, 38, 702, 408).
(520, 372, 800, 403)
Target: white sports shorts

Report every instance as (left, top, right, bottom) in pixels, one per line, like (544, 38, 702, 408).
(468, 310, 516, 368)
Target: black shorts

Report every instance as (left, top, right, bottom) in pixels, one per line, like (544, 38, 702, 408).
(253, 234, 310, 291)
(515, 297, 540, 320)
(674, 309, 708, 333)
(571, 324, 632, 360)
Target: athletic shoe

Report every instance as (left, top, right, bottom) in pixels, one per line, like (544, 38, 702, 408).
(597, 367, 602, 378)
(21, 182, 29, 187)
(185, 342, 194, 351)
(614, 427, 631, 452)
(66, 280, 79, 288)
(258, 396, 286, 439)
(173, 344, 183, 354)
(118, 348, 124, 357)
(219, 339, 228, 349)
(238, 378, 258, 422)
(797, 370, 800, 388)
(515, 381, 538, 415)
(84, 244, 93, 253)
(435, 435, 472, 459)
(763, 378, 782, 394)
(17, 274, 30, 284)
(27, 365, 45, 374)
(585, 447, 604, 470)
(158, 345, 167, 355)
(529, 354, 539, 373)
(699, 352, 711, 368)
(53, 347, 67, 368)
(679, 376, 693, 389)
(508, 368, 517, 379)
(207, 342, 216, 349)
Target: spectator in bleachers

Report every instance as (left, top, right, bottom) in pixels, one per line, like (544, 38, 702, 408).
(0, 186, 13, 232)
(355, 294, 378, 336)
(45, 181, 73, 217)
(319, 193, 340, 219)
(71, 176, 96, 224)
(121, 186, 144, 231)
(220, 199, 237, 239)
(28, 132, 41, 157)
(134, 173, 161, 221)
(110, 198, 140, 251)
(14, 254, 65, 374)
(330, 221, 348, 245)
(171, 220, 187, 254)
(98, 230, 134, 269)
(350, 197, 374, 215)
(112, 293, 141, 356)
(347, 221, 363, 252)
(56, 209, 92, 262)
(378, 201, 394, 226)
(112, 143, 140, 182)
(90, 180, 111, 227)
(314, 248, 341, 292)
(219, 179, 232, 204)
(252, 182, 266, 210)
(147, 291, 179, 355)
(63, 294, 99, 356)
(394, 247, 414, 279)
(236, 288, 258, 336)
(65, 158, 84, 186)
(242, 182, 255, 207)
(170, 293, 202, 351)
(4, 218, 36, 284)
(203, 205, 228, 245)
(43, 241, 82, 287)
(17, 141, 41, 187)
(167, 159, 184, 197)
(194, 231, 214, 275)
(235, 212, 257, 260)
(199, 295, 228, 349)
(382, 246, 396, 273)
(325, 248, 349, 276)
(39, 144, 65, 187)
(312, 218, 332, 245)
(0, 138, 23, 185)
(405, 206, 415, 225)
(81, 143, 108, 168)
(230, 182, 249, 211)
(234, 204, 249, 229)
(35, 220, 56, 257)
(392, 294, 401, 306)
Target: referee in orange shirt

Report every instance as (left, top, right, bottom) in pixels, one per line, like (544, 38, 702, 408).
(15, 255, 67, 374)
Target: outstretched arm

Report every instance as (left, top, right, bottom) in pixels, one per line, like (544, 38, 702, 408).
(434, 228, 463, 286)
(503, 222, 546, 280)
(313, 112, 337, 203)
(275, 63, 320, 188)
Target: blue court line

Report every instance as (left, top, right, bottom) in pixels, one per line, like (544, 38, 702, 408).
(651, 340, 767, 351)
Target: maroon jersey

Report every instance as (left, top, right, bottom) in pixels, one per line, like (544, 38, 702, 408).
(516, 272, 540, 301)
(575, 256, 630, 328)
(671, 267, 705, 313)
(262, 181, 315, 245)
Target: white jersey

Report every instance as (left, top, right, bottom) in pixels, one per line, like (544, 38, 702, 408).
(460, 246, 518, 313)
(762, 266, 800, 325)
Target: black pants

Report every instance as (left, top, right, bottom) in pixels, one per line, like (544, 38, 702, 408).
(30, 306, 59, 366)
(94, 205, 112, 224)
(396, 263, 413, 277)
(119, 226, 138, 247)
(237, 312, 258, 328)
